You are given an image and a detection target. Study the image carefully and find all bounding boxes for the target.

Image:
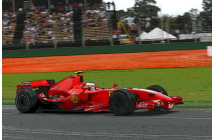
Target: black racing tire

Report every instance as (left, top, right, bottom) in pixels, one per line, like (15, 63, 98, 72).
(146, 85, 168, 111)
(15, 88, 38, 113)
(109, 89, 136, 116)
(146, 85, 168, 96)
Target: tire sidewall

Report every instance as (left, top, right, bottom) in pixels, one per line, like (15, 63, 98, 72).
(16, 91, 31, 113)
(110, 92, 127, 114)
(109, 89, 136, 115)
(15, 89, 38, 113)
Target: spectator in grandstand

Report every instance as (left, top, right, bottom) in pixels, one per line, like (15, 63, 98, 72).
(68, 4, 73, 11)
(58, 6, 64, 13)
(78, 2, 84, 7)
(36, 5, 46, 11)
(34, 9, 41, 14)
(50, 4, 55, 10)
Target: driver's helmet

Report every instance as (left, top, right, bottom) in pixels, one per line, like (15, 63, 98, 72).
(86, 82, 96, 91)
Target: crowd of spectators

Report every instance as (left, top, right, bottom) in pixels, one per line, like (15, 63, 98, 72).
(82, 2, 107, 28)
(2, 1, 109, 46)
(2, 11, 17, 45)
(22, 9, 74, 46)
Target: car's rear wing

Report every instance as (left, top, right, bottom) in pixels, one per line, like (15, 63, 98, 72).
(17, 80, 53, 90)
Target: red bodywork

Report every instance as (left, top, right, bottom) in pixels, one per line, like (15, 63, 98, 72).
(17, 74, 183, 112)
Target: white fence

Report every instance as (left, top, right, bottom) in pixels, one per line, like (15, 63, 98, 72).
(179, 33, 212, 42)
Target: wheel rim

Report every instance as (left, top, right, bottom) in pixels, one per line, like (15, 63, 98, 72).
(112, 95, 124, 110)
(17, 95, 28, 109)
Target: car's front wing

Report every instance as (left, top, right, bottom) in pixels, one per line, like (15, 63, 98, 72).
(136, 96, 183, 110)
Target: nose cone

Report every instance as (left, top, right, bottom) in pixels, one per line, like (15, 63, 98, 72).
(154, 92, 172, 102)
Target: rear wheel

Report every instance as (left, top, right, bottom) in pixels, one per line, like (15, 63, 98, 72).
(109, 89, 136, 116)
(15, 88, 38, 113)
(146, 85, 168, 111)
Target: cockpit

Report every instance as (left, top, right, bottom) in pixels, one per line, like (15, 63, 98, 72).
(85, 82, 96, 91)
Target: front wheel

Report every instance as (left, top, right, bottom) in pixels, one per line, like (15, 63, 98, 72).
(109, 89, 136, 116)
(15, 88, 38, 113)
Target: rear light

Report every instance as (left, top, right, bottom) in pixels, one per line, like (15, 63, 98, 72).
(22, 82, 31, 86)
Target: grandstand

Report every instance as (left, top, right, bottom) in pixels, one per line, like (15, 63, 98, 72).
(3, 0, 210, 50)
(2, 0, 110, 49)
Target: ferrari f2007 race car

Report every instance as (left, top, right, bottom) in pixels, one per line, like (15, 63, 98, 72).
(16, 71, 183, 115)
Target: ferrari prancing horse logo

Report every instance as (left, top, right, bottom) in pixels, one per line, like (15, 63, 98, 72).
(109, 91, 113, 96)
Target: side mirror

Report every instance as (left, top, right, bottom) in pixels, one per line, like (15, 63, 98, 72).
(112, 83, 118, 88)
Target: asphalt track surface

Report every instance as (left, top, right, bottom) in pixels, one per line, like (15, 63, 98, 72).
(3, 106, 212, 140)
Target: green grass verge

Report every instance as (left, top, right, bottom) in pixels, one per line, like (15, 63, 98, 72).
(2, 67, 212, 107)
(2, 100, 15, 105)
(173, 102, 212, 108)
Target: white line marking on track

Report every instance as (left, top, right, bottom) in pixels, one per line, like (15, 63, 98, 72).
(2, 126, 211, 139)
(138, 117, 212, 120)
(2, 113, 16, 114)
(2, 135, 37, 140)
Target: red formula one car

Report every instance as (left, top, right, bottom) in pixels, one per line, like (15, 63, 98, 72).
(16, 71, 183, 115)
